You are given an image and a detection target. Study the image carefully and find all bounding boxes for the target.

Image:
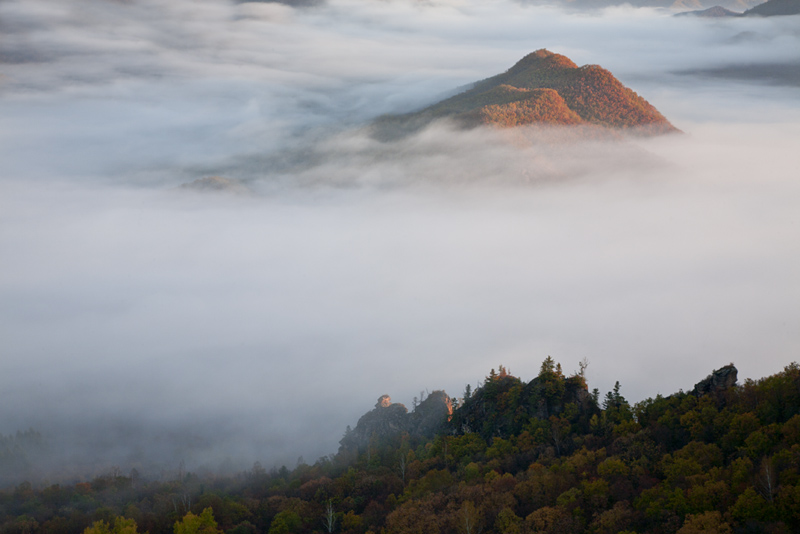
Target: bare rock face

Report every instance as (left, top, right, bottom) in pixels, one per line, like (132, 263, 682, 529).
(410, 391, 453, 438)
(376, 395, 393, 409)
(339, 396, 409, 453)
(693, 364, 738, 396)
(339, 392, 452, 453)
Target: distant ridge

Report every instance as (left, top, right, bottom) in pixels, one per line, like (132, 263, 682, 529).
(179, 175, 250, 194)
(678, 0, 800, 16)
(744, 0, 800, 15)
(527, 0, 760, 13)
(376, 50, 678, 137)
(675, 5, 742, 15)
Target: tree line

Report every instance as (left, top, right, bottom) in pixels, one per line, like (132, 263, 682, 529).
(1, 359, 799, 534)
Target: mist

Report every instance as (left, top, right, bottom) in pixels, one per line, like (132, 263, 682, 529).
(0, 0, 799, 484)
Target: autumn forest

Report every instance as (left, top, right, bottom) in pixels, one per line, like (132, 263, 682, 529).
(2, 359, 800, 534)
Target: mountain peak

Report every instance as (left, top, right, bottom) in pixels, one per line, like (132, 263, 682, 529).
(375, 50, 678, 136)
(508, 49, 579, 73)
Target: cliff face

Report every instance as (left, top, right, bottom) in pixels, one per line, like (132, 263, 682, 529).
(693, 364, 738, 396)
(410, 390, 454, 438)
(339, 392, 452, 453)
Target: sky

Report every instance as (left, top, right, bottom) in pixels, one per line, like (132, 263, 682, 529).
(0, 0, 799, 482)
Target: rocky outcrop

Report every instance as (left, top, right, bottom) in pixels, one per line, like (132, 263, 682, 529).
(410, 391, 453, 438)
(525, 374, 594, 420)
(339, 392, 452, 453)
(449, 369, 599, 441)
(693, 364, 738, 396)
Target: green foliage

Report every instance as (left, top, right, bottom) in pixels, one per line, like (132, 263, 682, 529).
(84, 517, 141, 534)
(174, 508, 222, 534)
(677, 511, 732, 534)
(266, 510, 301, 534)
(449, 357, 598, 448)
(227, 522, 256, 534)
(494, 506, 522, 534)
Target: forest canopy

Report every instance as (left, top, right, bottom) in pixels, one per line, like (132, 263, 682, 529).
(2, 360, 799, 534)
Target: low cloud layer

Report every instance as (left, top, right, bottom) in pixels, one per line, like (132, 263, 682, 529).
(0, 0, 799, 482)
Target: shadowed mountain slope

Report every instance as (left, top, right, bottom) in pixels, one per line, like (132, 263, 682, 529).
(675, 5, 742, 15)
(532, 0, 760, 11)
(744, 0, 800, 15)
(375, 50, 678, 138)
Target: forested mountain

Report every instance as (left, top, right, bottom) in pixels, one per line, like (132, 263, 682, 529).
(743, 0, 800, 16)
(374, 50, 677, 137)
(677, 0, 800, 16)
(2, 360, 800, 534)
(675, 6, 742, 16)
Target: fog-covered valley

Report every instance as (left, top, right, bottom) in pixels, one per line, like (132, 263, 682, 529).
(0, 0, 799, 484)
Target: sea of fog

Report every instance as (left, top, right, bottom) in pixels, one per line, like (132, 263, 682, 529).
(0, 0, 799, 482)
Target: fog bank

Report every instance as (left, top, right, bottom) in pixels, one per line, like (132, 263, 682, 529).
(0, 0, 799, 483)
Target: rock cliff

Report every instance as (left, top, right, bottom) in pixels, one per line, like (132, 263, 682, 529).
(693, 364, 738, 396)
(339, 392, 452, 453)
(448, 367, 598, 441)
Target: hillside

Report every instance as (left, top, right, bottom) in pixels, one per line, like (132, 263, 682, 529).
(2, 360, 800, 534)
(744, 0, 800, 15)
(529, 0, 760, 11)
(376, 50, 678, 137)
(675, 0, 800, 14)
(675, 5, 742, 15)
